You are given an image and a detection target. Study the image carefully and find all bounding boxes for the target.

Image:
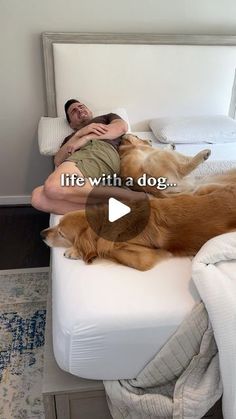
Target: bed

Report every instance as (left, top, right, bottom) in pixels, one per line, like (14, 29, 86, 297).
(41, 32, 236, 419)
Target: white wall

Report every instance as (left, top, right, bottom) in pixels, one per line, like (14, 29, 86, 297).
(1, 0, 236, 202)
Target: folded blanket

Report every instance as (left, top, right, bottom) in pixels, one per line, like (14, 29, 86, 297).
(104, 302, 222, 419)
(192, 232, 236, 419)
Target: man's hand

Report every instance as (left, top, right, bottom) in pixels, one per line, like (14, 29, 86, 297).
(72, 123, 109, 139)
(81, 123, 109, 136)
(80, 119, 128, 142)
(66, 136, 89, 154)
(64, 123, 108, 150)
(54, 136, 90, 166)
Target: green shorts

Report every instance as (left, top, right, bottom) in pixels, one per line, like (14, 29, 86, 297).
(66, 140, 120, 178)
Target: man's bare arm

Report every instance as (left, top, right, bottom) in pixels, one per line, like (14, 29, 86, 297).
(54, 142, 73, 167)
(90, 119, 128, 140)
(72, 123, 109, 138)
(54, 119, 128, 166)
(54, 123, 110, 166)
(66, 119, 128, 153)
(72, 119, 127, 142)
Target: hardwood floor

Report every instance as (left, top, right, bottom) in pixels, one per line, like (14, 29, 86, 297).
(0, 205, 50, 269)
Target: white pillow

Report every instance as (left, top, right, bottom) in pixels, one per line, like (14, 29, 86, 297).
(149, 115, 236, 144)
(38, 108, 131, 156)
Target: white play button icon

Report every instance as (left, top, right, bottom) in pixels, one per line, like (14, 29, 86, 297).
(86, 189, 150, 241)
(108, 198, 131, 222)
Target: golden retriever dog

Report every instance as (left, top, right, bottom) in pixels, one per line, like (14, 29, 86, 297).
(192, 168, 236, 195)
(41, 182, 236, 271)
(119, 134, 211, 196)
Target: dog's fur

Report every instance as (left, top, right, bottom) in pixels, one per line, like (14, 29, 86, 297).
(41, 177, 236, 271)
(119, 134, 211, 196)
(192, 168, 236, 194)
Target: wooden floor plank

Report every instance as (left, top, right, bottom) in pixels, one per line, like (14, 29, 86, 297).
(0, 205, 50, 269)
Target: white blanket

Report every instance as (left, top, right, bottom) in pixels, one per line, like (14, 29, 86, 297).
(104, 302, 221, 418)
(192, 232, 236, 419)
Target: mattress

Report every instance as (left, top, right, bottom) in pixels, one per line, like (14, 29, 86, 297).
(50, 131, 235, 380)
(51, 216, 201, 380)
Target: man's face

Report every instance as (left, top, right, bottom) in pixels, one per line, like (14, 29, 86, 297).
(67, 101, 93, 129)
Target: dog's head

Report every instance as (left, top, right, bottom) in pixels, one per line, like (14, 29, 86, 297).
(40, 210, 99, 264)
(121, 134, 152, 148)
(40, 204, 165, 270)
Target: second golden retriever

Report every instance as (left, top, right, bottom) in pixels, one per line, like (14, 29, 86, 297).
(41, 178, 236, 271)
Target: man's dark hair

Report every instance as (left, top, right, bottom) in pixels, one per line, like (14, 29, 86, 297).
(64, 99, 79, 123)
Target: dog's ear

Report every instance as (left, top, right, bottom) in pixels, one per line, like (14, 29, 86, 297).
(74, 226, 98, 265)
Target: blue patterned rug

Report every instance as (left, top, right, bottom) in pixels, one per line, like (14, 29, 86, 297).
(0, 268, 48, 419)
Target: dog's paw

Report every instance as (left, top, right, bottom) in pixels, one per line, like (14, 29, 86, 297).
(64, 248, 80, 260)
(201, 149, 211, 161)
(166, 143, 176, 151)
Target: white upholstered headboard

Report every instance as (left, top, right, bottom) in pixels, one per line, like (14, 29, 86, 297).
(43, 33, 236, 130)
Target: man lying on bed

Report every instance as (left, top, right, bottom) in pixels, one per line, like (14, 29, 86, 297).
(32, 99, 146, 214)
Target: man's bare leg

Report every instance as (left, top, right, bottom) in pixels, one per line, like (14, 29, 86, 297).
(31, 186, 86, 214)
(32, 161, 147, 214)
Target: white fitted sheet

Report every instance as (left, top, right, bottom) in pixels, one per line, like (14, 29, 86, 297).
(50, 216, 200, 380)
(50, 132, 235, 380)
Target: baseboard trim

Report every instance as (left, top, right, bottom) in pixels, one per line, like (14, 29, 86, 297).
(0, 195, 31, 205)
(0, 267, 50, 275)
